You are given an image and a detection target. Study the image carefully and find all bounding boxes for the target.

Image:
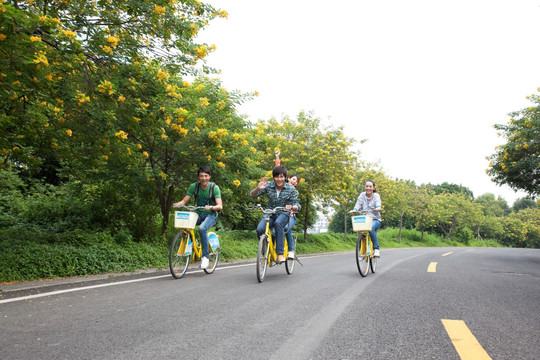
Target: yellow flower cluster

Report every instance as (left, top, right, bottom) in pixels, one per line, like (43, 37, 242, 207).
(76, 91, 90, 105)
(62, 30, 76, 39)
(199, 97, 209, 107)
(115, 130, 128, 140)
(233, 180, 241, 187)
(66, 129, 73, 137)
(154, 5, 166, 15)
(30, 36, 41, 42)
(0, 34, 6, 41)
(118, 95, 126, 102)
(157, 68, 170, 82)
(98, 80, 114, 95)
(196, 118, 207, 127)
(102, 45, 113, 54)
(194, 45, 207, 59)
(33, 51, 49, 66)
(106, 36, 120, 48)
(217, 162, 225, 168)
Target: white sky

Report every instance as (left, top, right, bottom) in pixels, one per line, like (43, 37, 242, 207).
(197, 0, 540, 205)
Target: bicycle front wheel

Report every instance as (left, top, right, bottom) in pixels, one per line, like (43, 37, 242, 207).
(369, 236, 377, 273)
(356, 233, 369, 277)
(370, 255, 377, 273)
(204, 247, 219, 274)
(285, 236, 297, 275)
(256, 234, 269, 283)
(169, 231, 191, 279)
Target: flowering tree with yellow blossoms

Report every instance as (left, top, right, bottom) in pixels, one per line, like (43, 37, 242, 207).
(254, 112, 358, 240)
(0, 0, 260, 237)
(487, 89, 540, 197)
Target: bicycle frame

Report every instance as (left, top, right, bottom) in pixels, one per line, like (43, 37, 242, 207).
(263, 216, 289, 267)
(359, 231, 373, 257)
(176, 228, 202, 261)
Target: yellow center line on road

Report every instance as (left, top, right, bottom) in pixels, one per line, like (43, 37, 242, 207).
(427, 262, 437, 272)
(442, 252, 453, 256)
(441, 319, 492, 360)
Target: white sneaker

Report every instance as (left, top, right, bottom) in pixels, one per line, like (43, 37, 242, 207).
(287, 251, 295, 260)
(200, 257, 209, 269)
(374, 249, 380, 257)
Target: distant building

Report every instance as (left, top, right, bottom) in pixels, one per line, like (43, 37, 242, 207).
(308, 216, 330, 234)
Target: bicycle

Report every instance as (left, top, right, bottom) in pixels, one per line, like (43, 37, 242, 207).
(250, 204, 299, 283)
(350, 210, 378, 277)
(169, 205, 220, 279)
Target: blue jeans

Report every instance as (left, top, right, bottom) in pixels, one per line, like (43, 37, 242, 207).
(285, 216, 296, 252)
(256, 213, 290, 255)
(197, 212, 217, 258)
(370, 219, 381, 250)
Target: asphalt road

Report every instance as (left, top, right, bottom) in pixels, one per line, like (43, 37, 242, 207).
(1, 247, 539, 359)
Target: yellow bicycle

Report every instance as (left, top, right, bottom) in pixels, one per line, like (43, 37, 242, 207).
(250, 204, 298, 283)
(350, 210, 377, 277)
(169, 205, 219, 279)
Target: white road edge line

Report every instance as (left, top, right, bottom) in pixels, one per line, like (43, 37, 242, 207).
(0, 253, 335, 305)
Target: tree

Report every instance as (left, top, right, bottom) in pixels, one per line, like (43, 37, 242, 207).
(427, 182, 474, 200)
(0, 1, 261, 236)
(429, 193, 483, 242)
(254, 112, 358, 240)
(513, 197, 539, 212)
(474, 193, 510, 217)
(487, 90, 540, 196)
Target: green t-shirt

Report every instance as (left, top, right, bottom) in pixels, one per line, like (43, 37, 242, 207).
(186, 182, 221, 213)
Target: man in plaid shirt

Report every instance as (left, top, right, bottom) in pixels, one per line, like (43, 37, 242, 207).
(250, 166, 301, 263)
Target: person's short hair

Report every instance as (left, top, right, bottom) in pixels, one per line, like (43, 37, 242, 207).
(289, 174, 301, 182)
(198, 165, 211, 176)
(272, 165, 287, 178)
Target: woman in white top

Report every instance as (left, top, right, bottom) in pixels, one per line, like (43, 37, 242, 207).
(350, 180, 382, 257)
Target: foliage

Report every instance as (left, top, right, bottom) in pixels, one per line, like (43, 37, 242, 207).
(253, 112, 358, 239)
(513, 197, 539, 212)
(487, 90, 540, 196)
(474, 193, 510, 217)
(2, 226, 503, 283)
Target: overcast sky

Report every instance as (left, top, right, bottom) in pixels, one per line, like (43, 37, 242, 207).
(197, 0, 539, 205)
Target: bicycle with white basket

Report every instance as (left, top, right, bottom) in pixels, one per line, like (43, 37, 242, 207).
(349, 210, 378, 277)
(169, 205, 219, 279)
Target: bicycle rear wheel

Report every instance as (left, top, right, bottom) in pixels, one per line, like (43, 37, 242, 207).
(169, 231, 191, 279)
(356, 233, 369, 277)
(285, 236, 297, 275)
(204, 247, 219, 274)
(257, 235, 269, 283)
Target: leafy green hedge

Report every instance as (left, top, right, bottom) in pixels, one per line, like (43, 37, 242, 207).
(0, 228, 500, 283)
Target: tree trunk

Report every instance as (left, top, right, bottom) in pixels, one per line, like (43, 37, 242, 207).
(159, 184, 175, 236)
(303, 197, 310, 242)
(343, 203, 348, 242)
(398, 211, 404, 244)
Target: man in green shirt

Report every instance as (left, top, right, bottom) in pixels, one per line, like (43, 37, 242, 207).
(173, 165, 222, 269)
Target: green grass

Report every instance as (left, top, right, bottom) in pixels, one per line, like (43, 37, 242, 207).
(0, 228, 501, 283)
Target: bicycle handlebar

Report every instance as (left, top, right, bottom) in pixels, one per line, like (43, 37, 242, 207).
(248, 204, 294, 215)
(174, 205, 207, 211)
(348, 210, 369, 215)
